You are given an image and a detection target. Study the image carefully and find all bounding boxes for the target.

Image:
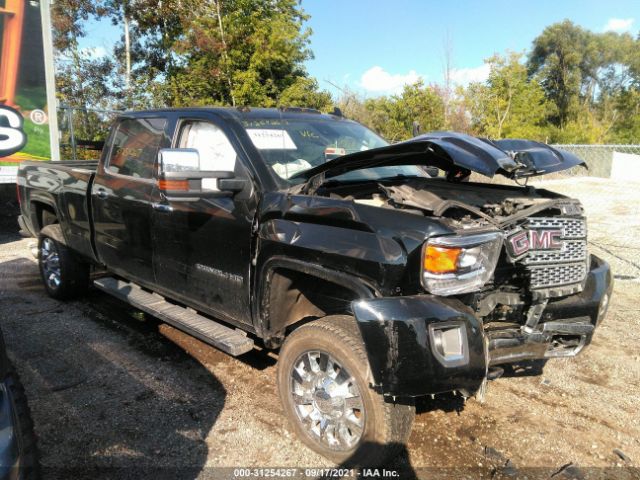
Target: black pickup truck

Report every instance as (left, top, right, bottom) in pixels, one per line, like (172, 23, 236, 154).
(16, 107, 612, 464)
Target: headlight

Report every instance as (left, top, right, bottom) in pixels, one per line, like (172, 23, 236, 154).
(421, 232, 503, 295)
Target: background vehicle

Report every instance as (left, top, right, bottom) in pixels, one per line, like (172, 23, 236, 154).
(16, 107, 612, 464)
(0, 328, 39, 479)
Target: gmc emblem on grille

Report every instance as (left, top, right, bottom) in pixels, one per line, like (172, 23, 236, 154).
(507, 229, 563, 257)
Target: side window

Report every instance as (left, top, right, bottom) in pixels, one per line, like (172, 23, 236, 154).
(107, 117, 166, 178)
(178, 121, 237, 172)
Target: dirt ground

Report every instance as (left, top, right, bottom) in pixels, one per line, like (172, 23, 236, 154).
(0, 177, 639, 479)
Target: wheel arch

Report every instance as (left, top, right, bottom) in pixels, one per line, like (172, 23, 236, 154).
(29, 195, 59, 234)
(256, 257, 378, 346)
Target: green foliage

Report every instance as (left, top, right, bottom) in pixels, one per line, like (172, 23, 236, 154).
(528, 21, 590, 127)
(277, 77, 333, 111)
(52, 8, 640, 146)
(53, 0, 323, 110)
(465, 52, 553, 141)
(353, 81, 445, 142)
(164, 0, 314, 107)
(527, 20, 639, 142)
(609, 88, 640, 143)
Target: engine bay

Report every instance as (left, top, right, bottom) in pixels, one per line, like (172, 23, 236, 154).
(318, 177, 576, 229)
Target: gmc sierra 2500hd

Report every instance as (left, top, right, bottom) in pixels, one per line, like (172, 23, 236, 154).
(17, 107, 612, 464)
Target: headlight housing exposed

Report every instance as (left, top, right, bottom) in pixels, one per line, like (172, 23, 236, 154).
(421, 232, 503, 295)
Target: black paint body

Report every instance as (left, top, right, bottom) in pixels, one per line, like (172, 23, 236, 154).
(16, 108, 612, 398)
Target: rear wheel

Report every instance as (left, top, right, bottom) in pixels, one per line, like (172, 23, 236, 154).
(277, 315, 414, 466)
(38, 225, 89, 300)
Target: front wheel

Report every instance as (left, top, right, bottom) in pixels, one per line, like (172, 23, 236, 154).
(277, 315, 414, 466)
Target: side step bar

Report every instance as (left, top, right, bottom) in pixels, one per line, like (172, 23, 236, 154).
(94, 277, 254, 356)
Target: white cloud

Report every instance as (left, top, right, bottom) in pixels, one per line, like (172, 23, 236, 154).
(603, 17, 635, 32)
(359, 66, 423, 94)
(449, 64, 491, 86)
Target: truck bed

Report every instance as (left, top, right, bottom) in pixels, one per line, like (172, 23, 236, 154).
(20, 159, 99, 172)
(18, 160, 98, 262)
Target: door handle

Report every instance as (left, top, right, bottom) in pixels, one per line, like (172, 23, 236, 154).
(152, 203, 173, 213)
(95, 188, 109, 199)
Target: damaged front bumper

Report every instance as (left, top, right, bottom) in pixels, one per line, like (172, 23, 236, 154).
(353, 295, 488, 398)
(352, 254, 612, 398)
(488, 254, 613, 366)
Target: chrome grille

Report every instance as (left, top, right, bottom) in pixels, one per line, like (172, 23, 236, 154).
(528, 263, 588, 289)
(521, 240, 587, 265)
(526, 217, 586, 239)
(521, 216, 588, 293)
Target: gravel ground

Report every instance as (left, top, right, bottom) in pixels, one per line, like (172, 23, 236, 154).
(0, 178, 639, 479)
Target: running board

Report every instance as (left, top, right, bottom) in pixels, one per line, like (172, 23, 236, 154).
(94, 277, 254, 356)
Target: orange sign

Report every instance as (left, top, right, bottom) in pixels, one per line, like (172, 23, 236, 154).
(0, 0, 52, 163)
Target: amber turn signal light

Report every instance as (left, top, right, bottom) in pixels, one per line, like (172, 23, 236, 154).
(424, 245, 461, 274)
(159, 179, 189, 191)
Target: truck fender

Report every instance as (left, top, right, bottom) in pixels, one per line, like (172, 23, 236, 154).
(28, 194, 59, 230)
(39, 224, 67, 246)
(255, 256, 378, 342)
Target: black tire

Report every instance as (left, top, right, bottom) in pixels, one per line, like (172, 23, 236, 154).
(41, 209, 57, 229)
(277, 315, 414, 466)
(5, 370, 40, 479)
(38, 225, 89, 300)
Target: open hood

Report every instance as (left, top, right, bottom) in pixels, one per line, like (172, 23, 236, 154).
(292, 131, 586, 189)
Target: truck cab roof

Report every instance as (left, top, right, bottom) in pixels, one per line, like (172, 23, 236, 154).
(118, 106, 350, 124)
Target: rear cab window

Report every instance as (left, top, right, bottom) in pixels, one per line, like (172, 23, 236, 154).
(107, 117, 167, 179)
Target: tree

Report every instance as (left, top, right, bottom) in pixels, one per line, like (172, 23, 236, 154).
(528, 20, 635, 131)
(166, 0, 315, 107)
(609, 89, 640, 143)
(357, 81, 445, 142)
(528, 21, 592, 128)
(466, 52, 552, 140)
(277, 77, 333, 111)
(52, 0, 327, 110)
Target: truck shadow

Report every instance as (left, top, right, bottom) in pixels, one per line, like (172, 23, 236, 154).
(318, 442, 418, 480)
(414, 392, 466, 415)
(83, 289, 278, 372)
(497, 360, 547, 378)
(0, 200, 20, 245)
(0, 257, 226, 480)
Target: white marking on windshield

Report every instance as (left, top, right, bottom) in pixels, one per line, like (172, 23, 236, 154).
(247, 129, 297, 150)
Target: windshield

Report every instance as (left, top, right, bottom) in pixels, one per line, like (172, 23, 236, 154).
(240, 116, 426, 184)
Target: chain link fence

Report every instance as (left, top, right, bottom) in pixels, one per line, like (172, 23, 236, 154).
(470, 144, 640, 184)
(551, 144, 640, 179)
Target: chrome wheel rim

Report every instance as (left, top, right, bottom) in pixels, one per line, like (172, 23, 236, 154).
(290, 350, 365, 451)
(41, 238, 61, 290)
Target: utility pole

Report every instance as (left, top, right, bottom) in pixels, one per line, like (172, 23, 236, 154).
(212, 0, 235, 106)
(41, 0, 60, 160)
(123, 0, 132, 104)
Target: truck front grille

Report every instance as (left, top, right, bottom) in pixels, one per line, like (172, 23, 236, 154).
(521, 217, 588, 294)
(527, 217, 586, 239)
(527, 262, 588, 289)
(521, 240, 587, 265)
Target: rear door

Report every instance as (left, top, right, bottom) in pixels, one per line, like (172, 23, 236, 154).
(92, 116, 168, 285)
(151, 114, 258, 326)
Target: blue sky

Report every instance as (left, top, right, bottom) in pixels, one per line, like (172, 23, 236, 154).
(78, 0, 639, 97)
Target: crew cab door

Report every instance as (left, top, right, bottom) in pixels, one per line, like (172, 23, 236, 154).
(92, 116, 168, 284)
(151, 115, 257, 326)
